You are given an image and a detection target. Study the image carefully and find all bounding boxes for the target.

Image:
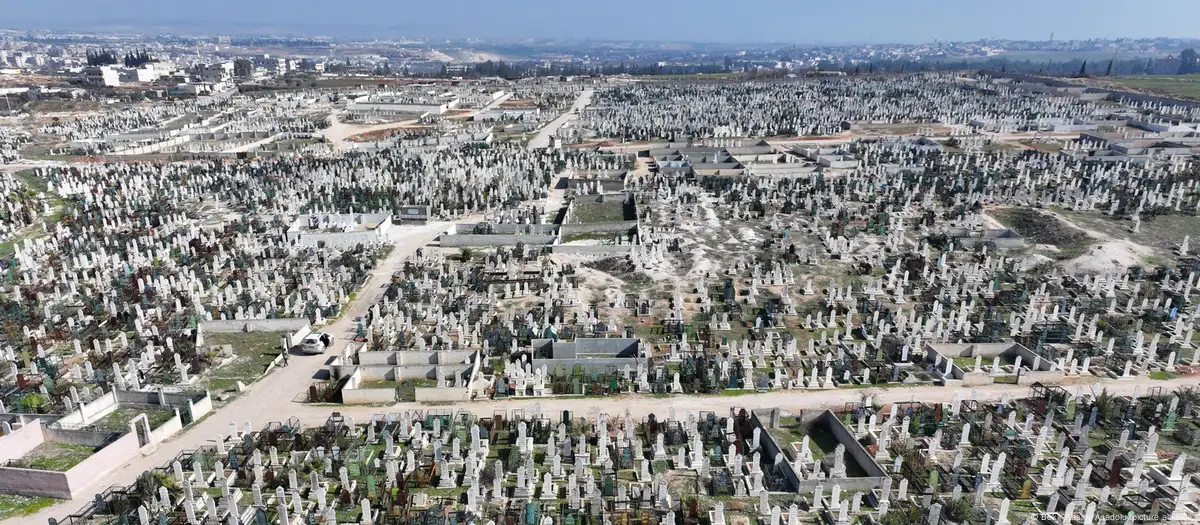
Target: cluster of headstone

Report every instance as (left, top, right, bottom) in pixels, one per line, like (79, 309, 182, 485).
(0, 128, 30, 163)
(0, 170, 49, 243)
(0, 161, 400, 409)
(64, 391, 1199, 525)
(342, 130, 1200, 398)
(584, 73, 1109, 140)
(36, 97, 227, 141)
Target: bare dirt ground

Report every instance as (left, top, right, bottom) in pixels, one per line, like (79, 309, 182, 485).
(320, 114, 420, 151)
(1046, 209, 1158, 274)
(984, 206, 1158, 274)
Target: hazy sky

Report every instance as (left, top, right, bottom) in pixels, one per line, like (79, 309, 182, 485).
(7, 0, 1200, 43)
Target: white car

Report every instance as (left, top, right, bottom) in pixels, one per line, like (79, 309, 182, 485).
(298, 332, 333, 355)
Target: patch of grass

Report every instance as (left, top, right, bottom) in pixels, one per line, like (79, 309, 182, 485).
(0, 494, 58, 520)
(1150, 371, 1180, 381)
(561, 232, 619, 244)
(358, 379, 396, 389)
(89, 407, 175, 432)
(1107, 75, 1200, 101)
(569, 201, 628, 223)
(397, 379, 437, 402)
(10, 442, 95, 471)
(991, 207, 1093, 259)
(201, 331, 287, 394)
(1052, 209, 1200, 256)
(1019, 140, 1063, 153)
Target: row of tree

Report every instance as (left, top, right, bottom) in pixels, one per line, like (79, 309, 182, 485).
(85, 48, 156, 67)
(413, 52, 1200, 80)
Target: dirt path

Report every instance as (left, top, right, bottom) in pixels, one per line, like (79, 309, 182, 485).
(20, 363, 1198, 524)
(527, 89, 593, 151)
(320, 115, 420, 151)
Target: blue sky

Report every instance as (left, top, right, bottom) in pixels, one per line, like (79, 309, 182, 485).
(6, 0, 1200, 43)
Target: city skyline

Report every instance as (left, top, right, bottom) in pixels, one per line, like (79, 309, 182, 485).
(5, 0, 1200, 44)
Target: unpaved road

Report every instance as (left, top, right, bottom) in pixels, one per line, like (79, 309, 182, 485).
(19, 364, 1196, 524)
(321, 115, 420, 151)
(527, 89, 593, 151)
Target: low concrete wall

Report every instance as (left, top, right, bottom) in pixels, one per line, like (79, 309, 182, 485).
(0, 467, 70, 498)
(358, 350, 475, 366)
(62, 432, 140, 498)
(415, 387, 470, 402)
(294, 230, 383, 250)
(440, 234, 558, 247)
(188, 393, 214, 420)
(750, 411, 800, 491)
(551, 245, 634, 254)
(457, 223, 558, 235)
(559, 220, 638, 234)
(0, 428, 140, 498)
(55, 391, 120, 428)
(342, 388, 397, 404)
(149, 410, 184, 443)
(335, 363, 472, 382)
(201, 319, 311, 333)
(285, 324, 313, 350)
(0, 418, 46, 463)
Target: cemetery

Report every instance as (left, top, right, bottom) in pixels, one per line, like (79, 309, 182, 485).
(45, 389, 1200, 525)
(5, 69, 1200, 525)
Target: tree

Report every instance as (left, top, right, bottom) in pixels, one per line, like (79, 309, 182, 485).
(233, 59, 253, 78)
(86, 49, 119, 66)
(1077, 60, 1088, 77)
(1179, 49, 1198, 75)
(124, 49, 153, 67)
(1105, 58, 1114, 76)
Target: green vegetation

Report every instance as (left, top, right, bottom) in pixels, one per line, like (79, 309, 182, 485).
(0, 494, 57, 520)
(90, 407, 175, 432)
(397, 379, 437, 401)
(1051, 208, 1200, 256)
(19, 392, 50, 413)
(11, 442, 95, 472)
(561, 232, 619, 244)
(201, 331, 287, 394)
(1107, 75, 1200, 100)
(991, 207, 1093, 259)
(1150, 371, 1181, 381)
(569, 201, 628, 223)
(358, 379, 397, 390)
(0, 170, 72, 258)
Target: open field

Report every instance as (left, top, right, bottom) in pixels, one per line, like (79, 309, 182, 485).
(990, 207, 1094, 259)
(1104, 75, 1200, 100)
(1049, 208, 1196, 260)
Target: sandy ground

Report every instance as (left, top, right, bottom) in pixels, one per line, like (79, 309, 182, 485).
(983, 207, 1156, 274)
(1047, 210, 1156, 274)
(320, 115, 420, 151)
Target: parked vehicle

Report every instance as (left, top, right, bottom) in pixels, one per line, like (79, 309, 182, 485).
(298, 332, 333, 355)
